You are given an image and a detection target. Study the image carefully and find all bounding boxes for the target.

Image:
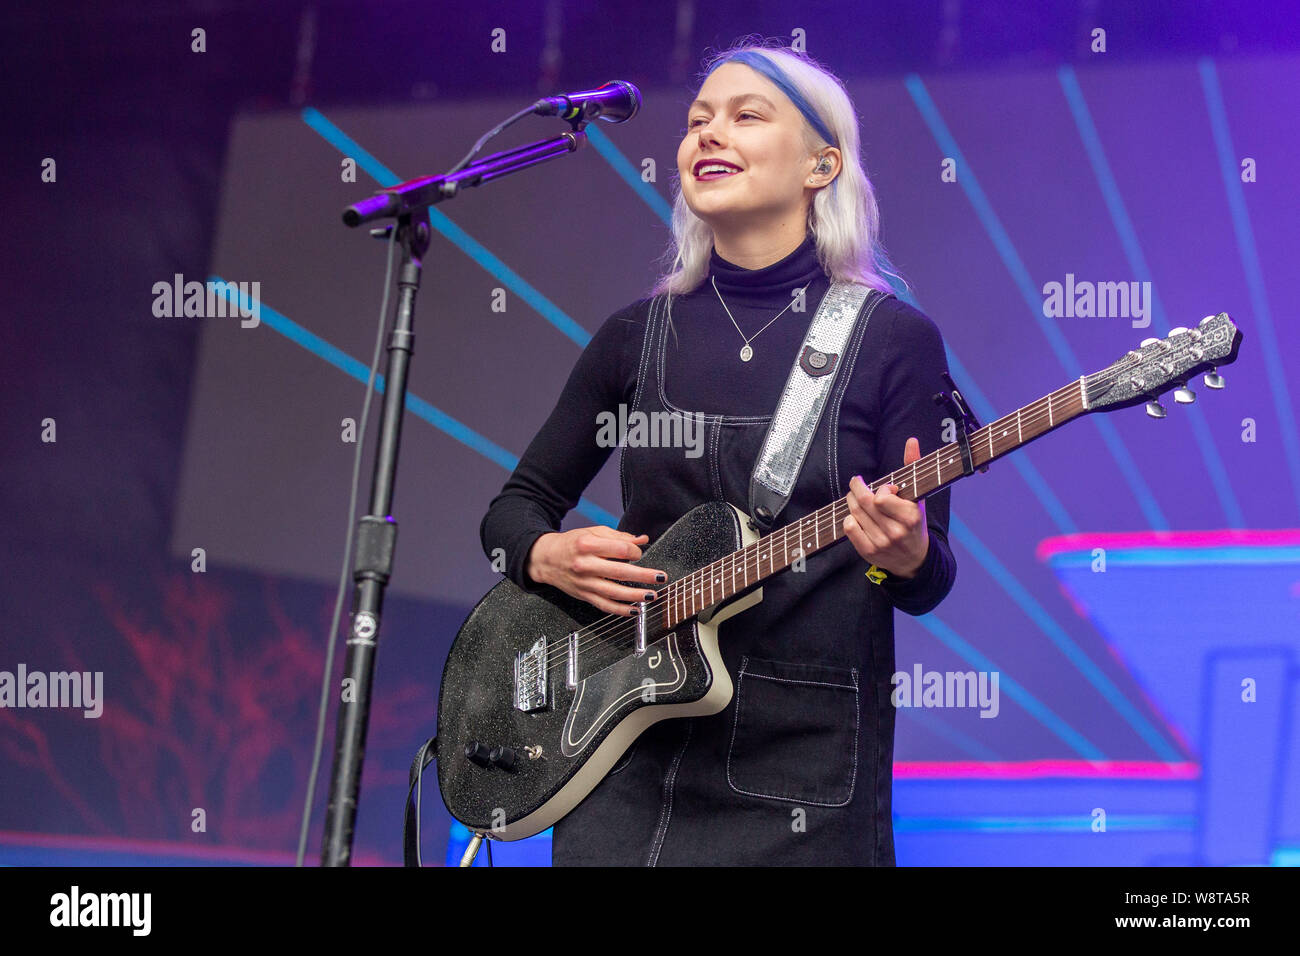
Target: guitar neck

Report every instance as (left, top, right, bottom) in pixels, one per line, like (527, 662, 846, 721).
(661, 377, 1089, 628)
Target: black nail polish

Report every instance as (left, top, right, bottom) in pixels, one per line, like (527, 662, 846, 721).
(655, 572, 666, 583)
(644, 591, 655, 601)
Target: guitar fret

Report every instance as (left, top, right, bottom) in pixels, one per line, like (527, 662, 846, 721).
(642, 371, 1120, 636)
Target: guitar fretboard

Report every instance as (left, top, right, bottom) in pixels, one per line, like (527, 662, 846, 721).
(661, 377, 1088, 628)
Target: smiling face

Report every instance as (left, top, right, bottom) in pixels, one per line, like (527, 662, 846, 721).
(677, 62, 828, 238)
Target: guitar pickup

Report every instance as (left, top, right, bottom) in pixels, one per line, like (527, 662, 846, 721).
(514, 636, 548, 712)
(566, 630, 578, 690)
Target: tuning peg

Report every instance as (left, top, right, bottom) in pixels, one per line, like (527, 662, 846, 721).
(1140, 337, 1160, 348)
(1168, 326, 1189, 336)
(1199, 314, 1216, 326)
(1145, 399, 1167, 418)
(1203, 367, 1225, 389)
(1174, 383, 1196, 404)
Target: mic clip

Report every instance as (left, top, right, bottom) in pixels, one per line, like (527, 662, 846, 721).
(532, 95, 591, 132)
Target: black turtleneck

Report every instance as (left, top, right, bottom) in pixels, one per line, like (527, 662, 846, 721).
(664, 232, 831, 417)
(480, 232, 956, 614)
(708, 231, 826, 302)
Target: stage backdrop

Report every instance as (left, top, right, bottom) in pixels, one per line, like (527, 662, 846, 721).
(4, 39, 1298, 865)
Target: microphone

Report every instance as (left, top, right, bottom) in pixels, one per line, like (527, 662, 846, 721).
(532, 81, 641, 124)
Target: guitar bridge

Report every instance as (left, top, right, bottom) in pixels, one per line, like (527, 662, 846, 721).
(514, 637, 548, 712)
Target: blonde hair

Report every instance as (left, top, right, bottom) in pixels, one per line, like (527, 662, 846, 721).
(650, 38, 905, 300)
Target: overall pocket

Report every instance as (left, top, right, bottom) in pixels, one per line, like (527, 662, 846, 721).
(726, 656, 859, 806)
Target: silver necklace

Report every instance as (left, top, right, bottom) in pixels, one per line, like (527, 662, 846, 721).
(712, 275, 810, 362)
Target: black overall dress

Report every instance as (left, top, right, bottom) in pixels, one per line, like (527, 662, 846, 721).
(552, 285, 909, 866)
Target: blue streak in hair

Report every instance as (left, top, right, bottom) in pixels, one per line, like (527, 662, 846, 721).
(707, 50, 837, 148)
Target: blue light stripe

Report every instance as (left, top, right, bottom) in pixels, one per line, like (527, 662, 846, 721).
(916, 613, 1105, 759)
(897, 707, 1004, 761)
(950, 514, 1181, 761)
(207, 277, 618, 527)
(903, 74, 1168, 530)
(1198, 58, 1300, 521)
(586, 124, 674, 226)
(301, 106, 400, 183)
(895, 814, 1195, 833)
(1058, 65, 1242, 527)
(301, 107, 592, 348)
(891, 285, 1080, 535)
(945, 349, 1080, 534)
(1047, 546, 1300, 567)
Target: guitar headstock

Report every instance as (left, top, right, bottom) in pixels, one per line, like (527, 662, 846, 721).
(1083, 313, 1243, 416)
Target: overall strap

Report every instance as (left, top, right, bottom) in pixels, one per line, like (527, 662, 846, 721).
(747, 281, 877, 532)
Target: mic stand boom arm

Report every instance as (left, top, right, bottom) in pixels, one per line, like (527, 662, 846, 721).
(342, 127, 587, 226)
(320, 118, 589, 867)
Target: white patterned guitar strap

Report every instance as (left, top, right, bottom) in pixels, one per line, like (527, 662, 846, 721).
(747, 281, 878, 532)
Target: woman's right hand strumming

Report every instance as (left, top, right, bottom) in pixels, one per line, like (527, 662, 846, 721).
(525, 527, 666, 617)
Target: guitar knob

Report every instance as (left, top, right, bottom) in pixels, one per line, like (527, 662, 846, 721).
(489, 746, 519, 771)
(1145, 400, 1167, 419)
(1203, 368, 1225, 389)
(464, 741, 492, 767)
(1173, 384, 1196, 404)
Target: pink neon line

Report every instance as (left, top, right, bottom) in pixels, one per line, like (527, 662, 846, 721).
(894, 760, 1201, 779)
(1035, 528, 1300, 560)
(0, 831, 388, 866)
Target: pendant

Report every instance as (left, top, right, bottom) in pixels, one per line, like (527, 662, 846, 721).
(740, 344, 753, 362)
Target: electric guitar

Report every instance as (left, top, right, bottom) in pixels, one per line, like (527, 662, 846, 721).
(436, 314, 1243, 840)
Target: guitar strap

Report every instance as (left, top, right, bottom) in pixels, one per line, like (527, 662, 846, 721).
(747, 280, 878, 532)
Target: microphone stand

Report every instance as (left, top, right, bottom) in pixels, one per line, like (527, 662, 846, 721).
(320, 115, 590, 867)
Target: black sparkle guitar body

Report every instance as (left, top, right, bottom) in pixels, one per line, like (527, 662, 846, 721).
(436, 500, 762, 839)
